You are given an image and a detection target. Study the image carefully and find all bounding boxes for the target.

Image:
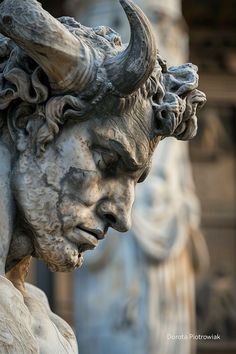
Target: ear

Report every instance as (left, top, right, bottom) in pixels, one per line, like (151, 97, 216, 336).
(154, 89, 206, 141)
(153, 63, 206, 141)
(174, 89, 206, 141)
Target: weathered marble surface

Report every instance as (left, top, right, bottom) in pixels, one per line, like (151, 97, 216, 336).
(74, 139, 207, 354)
(0, 274, 78, 354)
(69, 1, 208, 353)
(0, 0, 205, 352)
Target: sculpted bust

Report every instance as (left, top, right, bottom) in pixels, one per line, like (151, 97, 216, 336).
(0, 0, 206, 352)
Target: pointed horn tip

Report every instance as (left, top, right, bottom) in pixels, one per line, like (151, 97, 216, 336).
(119, 0, 147, 15)
(106, 0, 157, 95)
(119, 0, 133, 10)
(119, 0, 156, 40)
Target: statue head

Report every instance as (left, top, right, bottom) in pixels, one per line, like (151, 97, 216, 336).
(0, 0, 205, 272)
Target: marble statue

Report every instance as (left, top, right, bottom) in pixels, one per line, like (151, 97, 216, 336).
(69, 1, 208, 353)
(0, 0, 206, 352)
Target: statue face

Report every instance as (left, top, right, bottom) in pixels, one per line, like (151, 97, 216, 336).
(12, 104, 154, 272)
(1, 0, 205, 274)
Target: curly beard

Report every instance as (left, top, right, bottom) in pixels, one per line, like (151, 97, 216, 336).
(33, 234, 83, 272)
(12, 164, 83, 272)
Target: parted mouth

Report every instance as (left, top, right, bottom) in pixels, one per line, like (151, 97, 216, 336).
(79, 225, 105, 240)
(66, 226, 105, 252)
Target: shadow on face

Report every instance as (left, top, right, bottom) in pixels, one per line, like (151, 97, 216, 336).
(12, 106, 157, 272)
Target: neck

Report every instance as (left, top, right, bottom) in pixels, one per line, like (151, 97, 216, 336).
(7, 256, 32, 294)
(6, 219, 34, 273)
(0, 138, 14, 275)
(0, 134, 33, 274)
(0, 130, 33, 274)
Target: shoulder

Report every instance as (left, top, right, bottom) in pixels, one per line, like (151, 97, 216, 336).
(24, 282, 78, 354)
(25, 282, 50, 309)
(0, 276, 38, 353)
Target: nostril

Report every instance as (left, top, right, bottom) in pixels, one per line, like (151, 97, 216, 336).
(104, 213, 116, 225)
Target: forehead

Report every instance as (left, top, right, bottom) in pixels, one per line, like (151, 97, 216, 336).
(88, 99, 156, 169)
(53, 95, 158, 176)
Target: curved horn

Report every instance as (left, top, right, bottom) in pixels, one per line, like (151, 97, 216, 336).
(105, 0, 157, 95)
(0, 0, 95, 93)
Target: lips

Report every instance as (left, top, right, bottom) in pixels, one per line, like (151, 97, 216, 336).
(66, 226, 101, 252)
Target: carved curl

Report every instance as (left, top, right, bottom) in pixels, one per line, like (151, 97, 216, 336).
(153, 59, 206, 141)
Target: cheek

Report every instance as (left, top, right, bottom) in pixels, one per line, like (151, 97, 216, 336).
(61, 169, 102, 207)
(59, 197, 91, 230)
(13, 170, 62, 234)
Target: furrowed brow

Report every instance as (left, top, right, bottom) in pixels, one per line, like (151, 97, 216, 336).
(109, 140, 142, 171)
(92, 132, 143, 171)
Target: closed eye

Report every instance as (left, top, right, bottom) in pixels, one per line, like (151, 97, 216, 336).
(93, 149, 119, 173)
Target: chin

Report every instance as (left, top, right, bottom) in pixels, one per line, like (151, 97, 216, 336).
(35, 236, 84, 272)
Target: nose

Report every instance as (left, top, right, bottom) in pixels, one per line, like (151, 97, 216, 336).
(97, 201, 132, 232)
(96, 181, 134, 232)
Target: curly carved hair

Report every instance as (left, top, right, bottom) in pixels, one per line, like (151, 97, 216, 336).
(0, 17, 206, 155)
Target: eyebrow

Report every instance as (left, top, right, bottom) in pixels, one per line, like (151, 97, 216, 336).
(92, 131, 144, 171)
